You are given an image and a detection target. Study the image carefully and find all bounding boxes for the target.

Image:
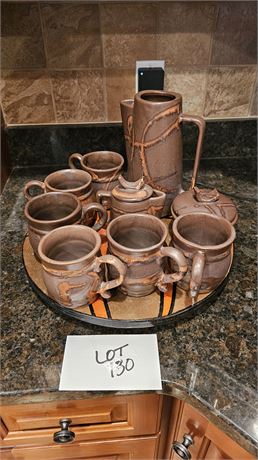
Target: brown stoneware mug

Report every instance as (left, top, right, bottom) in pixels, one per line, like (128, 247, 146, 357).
(38, 225, 126, 308)
(23, 169, 106, 227)
(106, 213, 187, 297)
(24, 192, 107, 257)
(170, 213, 236, 301)
(69, 151, 124, 194)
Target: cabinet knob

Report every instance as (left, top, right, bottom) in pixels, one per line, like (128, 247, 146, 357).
(53, 418, 75, 444)
(172, 433, 194, 460)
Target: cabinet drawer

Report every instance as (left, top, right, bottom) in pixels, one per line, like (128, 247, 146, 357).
(3, 435, 159, 460)
(1, 394, 162, 447)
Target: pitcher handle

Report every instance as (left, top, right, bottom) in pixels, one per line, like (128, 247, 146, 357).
(94, 254, 126, 299)
(190, 250, 206, 301)
(179, 114, 206, 190)
(156, 246, 188, 292)
(82, 202, 108, 231)
(69, 153, 83, 169)
(23, 180, 46, 200)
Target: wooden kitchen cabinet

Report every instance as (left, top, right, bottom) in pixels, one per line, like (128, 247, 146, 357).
(165, 401, 256, 460)
(0, 393, 168, 459)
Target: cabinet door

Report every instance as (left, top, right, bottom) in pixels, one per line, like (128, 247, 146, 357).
(168, 402, 255, 460)
(5, 435, 159, 460)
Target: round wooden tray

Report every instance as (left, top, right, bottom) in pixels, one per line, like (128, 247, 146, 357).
(22, 231, 232, 329)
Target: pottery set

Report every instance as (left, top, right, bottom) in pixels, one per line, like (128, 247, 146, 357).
(23, 89, 238, 316)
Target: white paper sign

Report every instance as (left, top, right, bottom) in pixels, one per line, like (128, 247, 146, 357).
(59, 334, 162, 391)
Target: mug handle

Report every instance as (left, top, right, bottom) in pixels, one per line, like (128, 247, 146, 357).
(190, 250, 206, 300)
(179, 114, 206, 190)
(23, 180, 46, 200)
(156, 246, 188, 292)
(82, 202, 108, 231)
(96, 190, 112, 209)
(94, 254, 126, 299)
(69, 153, 83, 169)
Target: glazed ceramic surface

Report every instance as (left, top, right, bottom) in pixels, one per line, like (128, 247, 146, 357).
(97, 175, 166, 220)
(170, 213, 236, 300)
(38, 225, 126, 308)
(69, 151, 124, 194)
(106, 213, 187, 297)
(23, 168, 106, 228)
(24, 192, 107, 256)
(171, 186, 238, 225)
(121, 90, 206, 216)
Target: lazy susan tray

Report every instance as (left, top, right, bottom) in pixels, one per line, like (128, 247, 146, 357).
(22, 230, 232, 329)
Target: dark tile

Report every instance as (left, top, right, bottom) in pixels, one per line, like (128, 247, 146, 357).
(51, 70, 105, 123)
(106, 69, 135, 121)
(1, 71, 55, 125)
(101, 3, 156, 69)
(157, 2, 217, 66)
(204, 66, 256, 118)
(40, 3, 102, 69)
(211, 1, 257, 65)
(1, 2, 45, 69)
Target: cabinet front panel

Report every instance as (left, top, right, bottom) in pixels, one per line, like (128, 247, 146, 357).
(5, 436, 158, 460)
(1, 394, 162, 448)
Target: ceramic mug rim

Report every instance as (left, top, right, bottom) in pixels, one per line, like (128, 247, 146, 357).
(45, 169, 92, 193)
(106, 213, 167, 254)
(38, 224, 101, 267)
(172, 212, 236, 251)
(81, 151, 124, 174)
(24, 191, 82, 225)
(136, 89, 182, 106)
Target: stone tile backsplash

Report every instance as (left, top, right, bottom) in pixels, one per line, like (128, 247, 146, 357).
(0, 1, 257, 125)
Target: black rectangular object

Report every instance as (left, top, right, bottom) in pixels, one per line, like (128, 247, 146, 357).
(138, 67, 164, 91)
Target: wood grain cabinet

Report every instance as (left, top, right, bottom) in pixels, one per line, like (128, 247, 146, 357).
(0, 394, 166, 459)
(1, 395, 256, 460)
(165, 401, 255, 460)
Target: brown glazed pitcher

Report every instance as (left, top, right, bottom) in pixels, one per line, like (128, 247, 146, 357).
(38, 225, 126, 308)
(106, 213, 187, 297)
(24, 192, 107, 256)
(170, 213, 236, 302)
(69, 151, 124, 194)
(120, 90, 206, 216)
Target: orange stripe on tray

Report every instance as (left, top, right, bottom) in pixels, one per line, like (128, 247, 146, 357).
(92, 297, 108, 318)
(162, 286, 172, 316)
(99, 228, 108, 255)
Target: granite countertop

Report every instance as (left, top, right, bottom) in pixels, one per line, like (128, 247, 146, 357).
(1, 157, 257, 454)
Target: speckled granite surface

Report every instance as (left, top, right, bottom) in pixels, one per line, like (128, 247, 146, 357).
(1, 157, 257, 453)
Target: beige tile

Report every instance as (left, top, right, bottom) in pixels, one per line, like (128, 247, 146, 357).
(106, 69, 135, 121)
(1, 2, 45, 69)
(41, 3, 102, 69)
(101, 3, 156, 69)
(51, 70, 105, 123)
(250, 80, 257, 116)
(1, 71, 55, 124)
(165, 67, 207, 115)
(204, 66, 256, 118)
(211, 2, 257, 65)
(157, 2, 217, 66)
